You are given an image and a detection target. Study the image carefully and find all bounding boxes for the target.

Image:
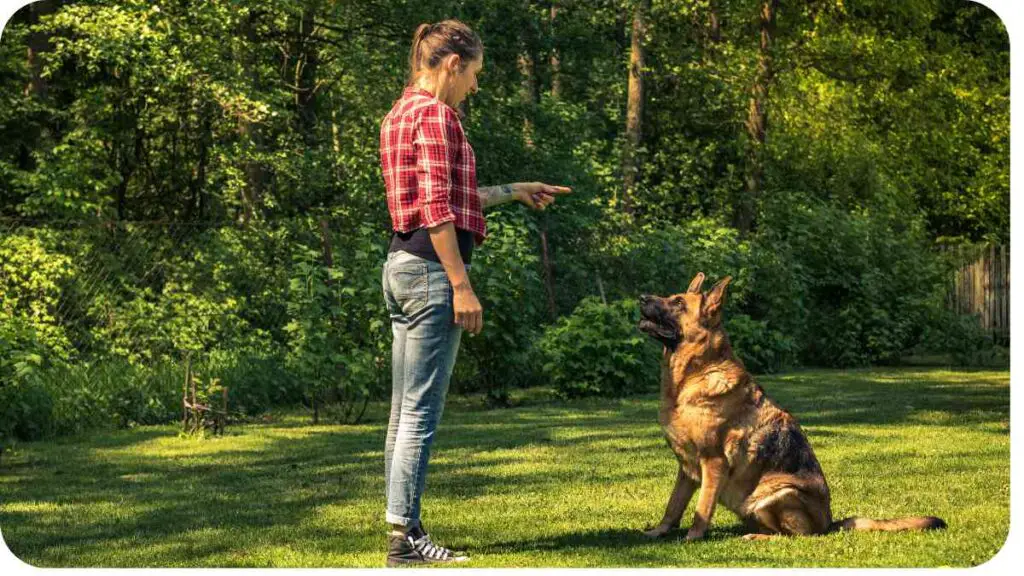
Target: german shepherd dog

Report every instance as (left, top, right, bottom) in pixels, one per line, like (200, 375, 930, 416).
(637, 273, 946, 541)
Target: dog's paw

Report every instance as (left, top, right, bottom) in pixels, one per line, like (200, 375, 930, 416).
(641, 524, 676, 539)
(684, 528, 706, 542)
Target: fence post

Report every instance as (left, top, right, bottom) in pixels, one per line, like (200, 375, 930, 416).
(182, 354, 191, 430)
(1001, 244, 1009, 344)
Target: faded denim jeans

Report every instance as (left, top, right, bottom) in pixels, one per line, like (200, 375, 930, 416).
(381, 249, 465, 526)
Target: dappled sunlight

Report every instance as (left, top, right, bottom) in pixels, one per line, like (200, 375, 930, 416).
(0, 367, 1009, 567)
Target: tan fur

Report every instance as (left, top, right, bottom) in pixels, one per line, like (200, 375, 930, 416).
(639, 274, 946, 541)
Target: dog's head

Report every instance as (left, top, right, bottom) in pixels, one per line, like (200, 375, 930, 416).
(638, 272, 732, 349)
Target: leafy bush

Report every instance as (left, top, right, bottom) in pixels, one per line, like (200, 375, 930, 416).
(0, 351, 308, 443)
(453, 211, 548, 404)
(0, 360, 178, 441)
(39, 362, 180, 436)
(579, 215, 754, 306)
(0, 376, 54, 443)
(201, 349, 302, 415)
(756, 195, 949, 367)
(282, 218, 390, 423)
(911, 307, 1005, 367)
(0, 231, 74, 360)
(538, 297, 660, 398)
(725, 313, 797, 374)
(1, 316, 58, 447)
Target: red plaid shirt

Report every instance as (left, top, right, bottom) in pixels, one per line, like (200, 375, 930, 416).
(380, 86, 486, 245)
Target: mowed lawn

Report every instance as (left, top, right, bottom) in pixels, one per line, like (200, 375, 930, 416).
(0, 368, 1009, 568)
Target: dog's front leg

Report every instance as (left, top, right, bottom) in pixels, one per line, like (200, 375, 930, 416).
(643, 464, 696, 538)
(685, 456, 727, 541)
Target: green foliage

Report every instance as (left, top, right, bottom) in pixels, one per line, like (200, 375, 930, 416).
(756, 195, 948, 367)
(283, 218, 389, 423)
(0, 230, 74, 359)
(538, 297, 660, 398)
(0, 381, 53, 449)
(584, 216, 752, 303)
(453, 211, 547, 403)
(911, 307, 1006, 367)
(0, 317, 54, 449)
(0, 360, 178, 441)
(201, 349, 303, 415)
(0, 0, 1008, 437)
(44, 361, 182, 437)
(725, 314, 796, 374)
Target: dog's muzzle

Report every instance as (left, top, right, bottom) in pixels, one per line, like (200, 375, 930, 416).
(638, 295, 678, 343)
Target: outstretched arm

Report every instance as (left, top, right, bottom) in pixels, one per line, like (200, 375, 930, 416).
(479, 182, 572, 211)
(478, 184, 518, 210)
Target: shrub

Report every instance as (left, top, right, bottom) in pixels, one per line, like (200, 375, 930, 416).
(912, 307, 1005, 367)
(538, 297, 661, 398)
(202, 349, 303, 415)
(0, 376, 54, 443)
(725, 313, 797, 374)
(453, 211, 548, 404)
(282, 218, 390, 423)
(0, 231, 74, 360)
(1, 316, 58, 445)
(756, 195, 949, 367)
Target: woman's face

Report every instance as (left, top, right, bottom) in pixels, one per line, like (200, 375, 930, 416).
(446, 54, 482, 107)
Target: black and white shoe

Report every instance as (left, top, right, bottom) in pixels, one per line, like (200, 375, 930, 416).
(386, 524, 469, 567)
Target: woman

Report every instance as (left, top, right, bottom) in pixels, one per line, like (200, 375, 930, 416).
(378, 20, 571, 566)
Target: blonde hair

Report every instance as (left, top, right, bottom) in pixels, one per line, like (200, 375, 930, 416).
(408, 20, 483, 85)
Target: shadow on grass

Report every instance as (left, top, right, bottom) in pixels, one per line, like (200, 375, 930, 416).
(0, 367, 1009, 566)
(481, 524, 754, 554)
(759, 369, 1008, 427)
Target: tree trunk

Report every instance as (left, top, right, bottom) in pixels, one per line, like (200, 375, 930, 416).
(295, 7, 319, 147)
(24, 0, 57, 99)
(518, 3, 558, 321)
(319, 218, 334, 281)
(539, 225, 557, 319)
(331, 104, 345, 183)
(517, 25, 539, 147)
(736, 0, 779, 235)
(238, 9, 264, 224)
(550, 2, 562, 99)
(315, 219, 335, 426)
(188, 106, 211, 222)
(709, 0, 722, 44)
(113, 128, 142, 221)
(622, 0, 650, 217)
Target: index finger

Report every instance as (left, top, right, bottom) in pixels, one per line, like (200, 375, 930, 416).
(543, 184, 572, 195)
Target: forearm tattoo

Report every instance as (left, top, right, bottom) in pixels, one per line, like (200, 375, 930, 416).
(478, 184, 517, 209)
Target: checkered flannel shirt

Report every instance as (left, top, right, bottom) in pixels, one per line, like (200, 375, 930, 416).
(379, 86, 486, 245)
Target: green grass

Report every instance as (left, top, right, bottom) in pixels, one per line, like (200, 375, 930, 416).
(0, 367, 1009, 567)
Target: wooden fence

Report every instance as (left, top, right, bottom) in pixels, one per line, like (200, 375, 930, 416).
(943, 244, 1009, 344)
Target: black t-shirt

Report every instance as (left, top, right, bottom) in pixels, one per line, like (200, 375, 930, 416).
(389, 227, 475, 265)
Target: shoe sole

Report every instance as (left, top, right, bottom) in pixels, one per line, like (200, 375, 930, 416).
(386, 557, 470, 567)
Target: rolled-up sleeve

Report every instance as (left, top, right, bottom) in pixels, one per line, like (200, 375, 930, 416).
(414, 103, 461, 228)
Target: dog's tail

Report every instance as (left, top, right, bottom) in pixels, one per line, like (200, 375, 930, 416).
(828, 515, 946, 533)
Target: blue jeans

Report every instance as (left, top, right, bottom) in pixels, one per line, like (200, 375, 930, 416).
(381, 250, 465, 526)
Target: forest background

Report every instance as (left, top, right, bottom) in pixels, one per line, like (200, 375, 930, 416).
(0, 0, 1010, 442)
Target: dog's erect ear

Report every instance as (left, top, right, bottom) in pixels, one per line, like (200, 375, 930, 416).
(686, 272, 705, 294)
(702, 275, 732, 320)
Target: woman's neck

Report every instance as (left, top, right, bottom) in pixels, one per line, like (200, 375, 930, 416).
(415, 75, 452, 107)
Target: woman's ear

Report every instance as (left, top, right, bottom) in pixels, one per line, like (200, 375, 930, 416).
(445, 53, 462, 73)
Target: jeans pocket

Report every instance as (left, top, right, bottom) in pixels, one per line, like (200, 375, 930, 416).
(426, 266, 453, 307)
(389, 263, 429, 316)
(382, 261, 398, 316)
